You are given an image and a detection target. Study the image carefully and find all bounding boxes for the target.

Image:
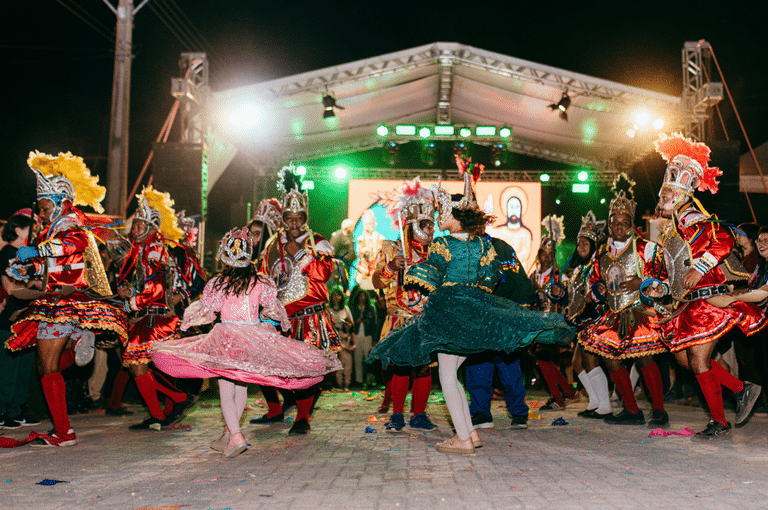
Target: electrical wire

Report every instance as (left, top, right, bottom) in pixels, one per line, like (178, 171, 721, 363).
(55, 0, 115, 43)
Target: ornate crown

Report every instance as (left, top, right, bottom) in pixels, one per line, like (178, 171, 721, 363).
(28, 151, 105, 212)
(540, 214, 565, 253)
(277, 165, 309, 222)
(254, 198, 282, 233)
(34, 169, 75, 204)
(389, 177, 435, 228)
(609, 173, 637, 220)
(654, 133, 722, 195)
(453, 155, 484, 210)
(218, 227, 253, 268)
(134, 186, 184, 242)
(577, 210, 606, 243)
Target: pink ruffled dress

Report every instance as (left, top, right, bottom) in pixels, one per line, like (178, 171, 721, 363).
(151, 277, 341, 389)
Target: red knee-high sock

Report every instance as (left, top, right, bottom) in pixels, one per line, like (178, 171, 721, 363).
(59, 348, 76, 371)
(163, 397, 174, 416)
(552, 362, 576, 397)
(411, 373, 432, 415)
(640, 363, 666, 412)
(134, 373, 166, 419)
(709, 359, 745, 393)
(150, 368, 187, 403)
(108, 369, 131, 409)
(537, 360, 564, 404)
(295, 397, 313, 422)
(610, 367, 640, 414)
(697, 369, 727, 426)
(390, 374, 410, 414)
(41, 372, 72, 434)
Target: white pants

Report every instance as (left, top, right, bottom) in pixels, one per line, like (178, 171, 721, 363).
(437, 353, 474, 441)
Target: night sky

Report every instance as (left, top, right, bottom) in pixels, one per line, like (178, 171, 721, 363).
(5, 1, 768, 229)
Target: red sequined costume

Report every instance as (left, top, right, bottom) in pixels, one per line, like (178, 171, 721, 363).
(6, 206, 127, 351)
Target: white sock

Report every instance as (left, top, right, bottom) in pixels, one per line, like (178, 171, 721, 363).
(437, 353, 472, 441)
(577, 370, 597, 410)
(588, 367, 612, 414)
(630, 363, 640, 392)
(219, 378, 247, 437)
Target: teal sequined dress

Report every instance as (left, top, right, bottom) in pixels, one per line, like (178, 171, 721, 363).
(367, 234, 575, 368)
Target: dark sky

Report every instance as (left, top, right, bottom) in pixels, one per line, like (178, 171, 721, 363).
(5, 0, 768, 221)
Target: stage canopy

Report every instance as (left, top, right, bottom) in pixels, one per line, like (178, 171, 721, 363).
(206, 42, 680, 188)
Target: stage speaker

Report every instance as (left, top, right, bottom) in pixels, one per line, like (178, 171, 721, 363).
(151, 142, 204, 216)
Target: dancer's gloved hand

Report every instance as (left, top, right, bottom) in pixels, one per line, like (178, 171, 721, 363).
(16, 246, 39, 262)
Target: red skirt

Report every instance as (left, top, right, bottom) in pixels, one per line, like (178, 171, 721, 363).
(289, 305, 340, 352)
(662, 299, 766, 352)
(5, 293, 127, 352)
(579, 305, 667, 359)
(123, 314, 179, 366)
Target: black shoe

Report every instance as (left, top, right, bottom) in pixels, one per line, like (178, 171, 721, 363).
(510, 415, 528, 430)
(604, 409, 645, 425)
(106, 406, 134, 416)
(577, 408, 598, 417)
(288, 418, 310, 435)
(129, 416, 164, 430)
(0, 414, 22, 430)
(583, 410, 613, 420)
(250, 412, 284, 424)
(735, 382, 762, 424)
(647, 409, 670, 428)
(165, 394, 198, 425)
(692, 420, 732, 441)
(8, 413, 41, 427)
(470, 413, 494, 429)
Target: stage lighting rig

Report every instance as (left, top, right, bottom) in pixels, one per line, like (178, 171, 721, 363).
(548, 90, 571, 121)
(322, 93, 344, 119)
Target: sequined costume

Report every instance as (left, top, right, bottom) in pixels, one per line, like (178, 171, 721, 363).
(579, 236, 666, 359)
(260, 230, 339, 352)
(367, 234, 574, 368)
(6, 207, 127, 351)
(151, 277, 341, 388)
(118, 229, 179, 366)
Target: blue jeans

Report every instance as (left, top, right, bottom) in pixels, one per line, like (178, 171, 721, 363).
(465, 353, 528, 418)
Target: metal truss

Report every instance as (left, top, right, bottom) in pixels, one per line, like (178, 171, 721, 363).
(681, 41, 723, 140)
(436, 53, 454, 124)
(172, 52, 209, 143)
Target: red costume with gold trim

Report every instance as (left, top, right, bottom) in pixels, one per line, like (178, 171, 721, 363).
(119, 229, 179, 365)
(6, 206, 127, 351)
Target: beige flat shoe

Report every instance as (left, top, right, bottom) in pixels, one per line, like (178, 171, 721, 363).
(470, 429, 484, 448)
(435, 435, 475, 455)
(209, 428, 229, 452)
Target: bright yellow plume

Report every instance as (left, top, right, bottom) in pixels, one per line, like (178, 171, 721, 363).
(27, 150, 106, 213)
(136, 185, 184, 243)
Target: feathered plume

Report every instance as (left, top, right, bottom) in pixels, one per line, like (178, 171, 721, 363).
(136, 185, 184, 243)
(277, 164, 303, 194)
(388, 177, 434, 229)
(27, 150, 106, 213)
(611, 172, 636, 202)
(455, 155, 484, 185)
(654, 133, 722, 194)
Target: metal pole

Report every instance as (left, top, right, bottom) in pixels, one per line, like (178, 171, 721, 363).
(104, 0, 135, 216)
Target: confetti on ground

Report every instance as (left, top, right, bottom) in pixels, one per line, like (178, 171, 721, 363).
(363, 393, 380, 401)
(365, 427, 377, 433)
(551, 417, 568, 426)
(338, 402, 356, 407)
(36, 479, 68, 486)
(648, 427, 696, 437)
(135, 506, 190, 510)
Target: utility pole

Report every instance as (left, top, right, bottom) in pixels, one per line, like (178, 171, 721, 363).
(103, 0, 149, 216)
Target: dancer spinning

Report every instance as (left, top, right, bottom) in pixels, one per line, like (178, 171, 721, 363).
(6, 151, 127, 447)
(648, 133, 766, 440)
(152, 228, 340, 457)
(368, 157, 574, 454)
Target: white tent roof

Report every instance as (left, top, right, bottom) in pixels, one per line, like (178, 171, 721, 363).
(208, 42, 680, 184)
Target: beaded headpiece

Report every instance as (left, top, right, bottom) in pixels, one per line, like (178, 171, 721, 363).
(540, 214, 565, 255)
(278, 164, 309, 228)
(134, 186, 184, 242)
(432, 156, 485, 224)
(218, 227, 253, 268)
(389, 177, 436, 239)
(654, 133, 722, 196)
(28, 151, 106, 220)
(609, 173, 637, 220)
(577, 210, 606, 244)
(254, 198, 282, 233)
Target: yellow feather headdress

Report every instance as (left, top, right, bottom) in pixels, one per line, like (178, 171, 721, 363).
(135, 185, 184, 243)
(27, 150, 106, 213)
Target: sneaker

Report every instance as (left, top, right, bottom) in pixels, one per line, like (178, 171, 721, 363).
(165, 394, 198, 425)
(0, 414, 22, 430)
(564, 391, 581, 404)
(647, 409, 670, 427)
(288, 418, 310, 435)
(692, 420, 732, 441)
(29, 428, 78, 447)
(470, 413, 495, 429)
(510, 415, 528, 429)
(74, 330, 96, 366)
(129, 416, 164, 430)
(9, 413, 41, 427)
(249, 412, 284, 424)
(539, 397, 564, 411)
(604, 409, 645, 425)
(385, 413, 405, 433)
(409, 413, 437, 432)
(735, 381, 762, 425)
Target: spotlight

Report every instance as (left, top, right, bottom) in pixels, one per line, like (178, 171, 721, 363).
(548, 91, 571, 121)
(421, 142, 438, 167)
(653, 118, 664, 130)
(540, 173, 550, 183)
(383, 141, 399, 166)
(296, 165, 307, 176)
(490, 144, 506, 167)
(334, 167, 347, 179)
(636, 111, 650, 125)
(459, 127, 472, 137)
(499, 127, 512, 138)
(453, 141, 469, 158)
(376, 125, 389, 136)
(322, 93, 344, 119)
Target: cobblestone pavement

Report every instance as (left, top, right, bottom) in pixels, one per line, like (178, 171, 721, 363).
(3, 389, 768, 510)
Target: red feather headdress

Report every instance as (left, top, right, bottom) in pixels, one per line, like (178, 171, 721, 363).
(654, 133, 722, 194)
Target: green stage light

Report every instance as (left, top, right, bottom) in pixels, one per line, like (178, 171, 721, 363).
(572, 183, 590, 193)
(499, 127, 512, 138)
(539, 173, 550, 182)
(419, 127, 431, 138)
(334, 167, 347, 179)
(577, 171, 589, 182)
(459, 127, 472, 137)
(555, 198, 561, 205)
(295, 165, 307, 176)
(476, 126, 496, 136)
(395, 125, 416, 136)
(376, 125, 389, 136)
(434, 125, 455, 136)
(301, 180, 314, 190)
(600, 198, 606, 204)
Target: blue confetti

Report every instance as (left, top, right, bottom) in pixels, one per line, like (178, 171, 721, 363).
(365, 426, 376, 433)
(36, 479, 68, 486)
(551, 417, 568, 426)
(5, 479, 12, 482)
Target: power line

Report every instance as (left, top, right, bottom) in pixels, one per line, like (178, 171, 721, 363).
(55, 0, 115, 43)
(148, 0, 197, 51)
(160, 0, 218, 59)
